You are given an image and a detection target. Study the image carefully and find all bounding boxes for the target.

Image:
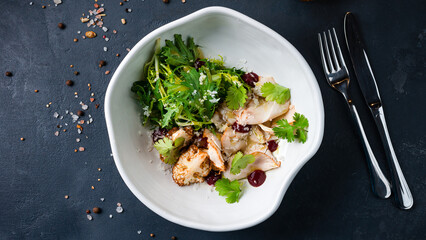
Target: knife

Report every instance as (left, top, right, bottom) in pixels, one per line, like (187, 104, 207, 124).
(344, 12, 413, 209)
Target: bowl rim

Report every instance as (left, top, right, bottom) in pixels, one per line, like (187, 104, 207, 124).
(105, 6, 325, 232)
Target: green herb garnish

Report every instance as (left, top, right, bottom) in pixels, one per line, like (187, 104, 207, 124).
(261, 82, 291, 104)
(215, 178, 242, 203)
(131, 34, 249, 130)
(230, 152, 255, 175)
(153, 137, 185, 164)
(225, 83, 247, 110)
(273, 113, 309, 143)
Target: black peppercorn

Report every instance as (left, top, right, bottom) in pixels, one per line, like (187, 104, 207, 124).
(5, 71, 12, 77)
(77, 110, 84, 116)
(58, 23, 65, 29)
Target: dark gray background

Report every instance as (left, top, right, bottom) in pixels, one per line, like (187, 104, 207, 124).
(1, 0, 425, 239)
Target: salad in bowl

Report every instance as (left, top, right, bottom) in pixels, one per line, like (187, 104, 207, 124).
(131, 34, 309, 203)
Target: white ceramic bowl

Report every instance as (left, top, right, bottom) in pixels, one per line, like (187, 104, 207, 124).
(105, 7, 324, 232)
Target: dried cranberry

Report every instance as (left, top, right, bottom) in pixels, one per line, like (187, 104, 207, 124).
(248, 170, 266, 187)
(267, 140, 278, 152)
(152, 128, 168, 143)
(194, 137, 208, 149)
(194, 59, 206, 70)
(242, 72, 259, 87)
(206, 171, 222, 185)
(232, 122, 251, 133)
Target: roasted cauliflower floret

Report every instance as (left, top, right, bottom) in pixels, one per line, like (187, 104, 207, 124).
(167, 126, 194, 147)
(172, 145, 211, 186)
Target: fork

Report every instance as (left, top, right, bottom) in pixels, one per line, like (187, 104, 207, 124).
(318, 28, 391, 199)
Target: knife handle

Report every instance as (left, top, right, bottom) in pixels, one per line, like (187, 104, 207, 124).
(371, 107, 414, 209)
(346, 102, 392, 199)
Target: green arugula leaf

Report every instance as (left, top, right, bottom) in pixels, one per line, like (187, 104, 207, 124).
(214, 178, 242, 204)
(261, 82, 291, 104)
(226, 84, 247, 110)
(230, 152, 255, 175)
(154, 137, 185, 165)
(132, 35, 246, 130)
(161, 108, 178, 128)
(161, 34, 199, 66)
(272, 113, 309, 143)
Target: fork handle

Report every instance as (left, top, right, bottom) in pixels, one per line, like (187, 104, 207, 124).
(371, 107, 413, 209)
(347, 102, 391, 199)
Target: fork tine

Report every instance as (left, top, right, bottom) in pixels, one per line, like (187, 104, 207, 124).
(327, 29, 341, 70)
(332, 28, 347, 69)
(322, 32, 335, 72)
(318, 33, 330, 75)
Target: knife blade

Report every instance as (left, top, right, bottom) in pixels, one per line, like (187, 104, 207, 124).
(344, 12, 413, 210)
(343, 12, 381, 108)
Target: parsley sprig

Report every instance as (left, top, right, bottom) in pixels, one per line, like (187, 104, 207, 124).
(273, 113, 309, 143)
(214, 178, 242, 203)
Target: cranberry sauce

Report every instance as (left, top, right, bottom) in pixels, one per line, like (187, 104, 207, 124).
(194, 137, 208, 149)
(267, 140, 278, 152)
(242, 72, 259, 87)
(206, 171, 222, 185)
(152, 128, 168, 143)
(232, 122, 252, 133)
(248, 170, 266, 187)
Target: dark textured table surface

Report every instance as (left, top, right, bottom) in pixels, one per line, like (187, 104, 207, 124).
(1, 0, 425, 239)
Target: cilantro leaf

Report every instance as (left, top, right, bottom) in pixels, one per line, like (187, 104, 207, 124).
(226, 84, 247, 110)
(215, 178, 242, 204)
(153, 137, 174, 155)
(230, 152, 255, 175)
(272, 113, 309, 143)
(273, 119, 295, 142)
(293, 113, 309, 143)
(261, 82, 291, 104)
(154, 137, 185, 164)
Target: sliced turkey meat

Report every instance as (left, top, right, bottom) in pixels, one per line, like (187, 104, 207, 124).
(271, 104, 297, 127)
(203, 129, 226, 172)
(236, 96, 290, 125)
(223, 143, 281, 181)
(220, 126, 248, 156)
